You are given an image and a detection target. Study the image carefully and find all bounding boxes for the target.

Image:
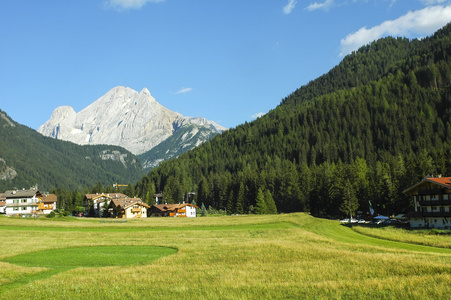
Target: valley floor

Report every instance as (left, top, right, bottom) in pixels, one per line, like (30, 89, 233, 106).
(0, 213, 450, 299)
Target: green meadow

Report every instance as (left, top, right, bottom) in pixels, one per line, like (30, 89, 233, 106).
(0, 213, 450, 299)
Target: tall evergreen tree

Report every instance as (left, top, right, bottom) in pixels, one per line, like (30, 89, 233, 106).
(264, 189, 277, 214)
(235, 182, 245, 215)
(254, 189, 267, 214)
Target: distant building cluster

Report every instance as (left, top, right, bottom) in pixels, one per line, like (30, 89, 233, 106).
(0, 188, 198, 219)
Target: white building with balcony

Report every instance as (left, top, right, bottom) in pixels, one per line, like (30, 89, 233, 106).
(4, 189, 42, 216)
(403, 176, 451, 229)
(3, 188, 57, 216)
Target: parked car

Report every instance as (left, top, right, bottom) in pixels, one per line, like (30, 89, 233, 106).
(340, 218, 358, 223)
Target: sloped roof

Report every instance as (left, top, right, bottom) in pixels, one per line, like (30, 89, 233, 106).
(403, 176, 451, 194)
(84, 193, 128, 201)
(4, 189, 42, 199)
(42, 194, 57, 203)
(152, 203, 198, 212)
(110, 198, 149, 210)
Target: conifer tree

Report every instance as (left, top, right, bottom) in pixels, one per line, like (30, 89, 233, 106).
(339, 179, 359, 220)
(265, 189, 277, 214)
(254, 189, 267, 214)
(235, 182, 245, 214)
(200, 203, 207, 217)
(226, 190, 235, 215)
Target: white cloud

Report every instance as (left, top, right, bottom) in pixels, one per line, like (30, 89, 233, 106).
(176, 87, 193, 94)
(104, 0, 164, 10)
(340, 5, 451, 56)
(283, 0, 298, 14)
(252, 112, 265, 119)
(306, 0, 334, 12)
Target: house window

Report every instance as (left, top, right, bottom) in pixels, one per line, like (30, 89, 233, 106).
(22, 199, 27, 203)
(22, 207, 27, 211)
(13, 207, 19, 211)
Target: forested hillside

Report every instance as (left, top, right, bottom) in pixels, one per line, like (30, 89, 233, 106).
(0, 111, 144, 191)
(138, 124, 220, 170)
(134, 23, 451, 218)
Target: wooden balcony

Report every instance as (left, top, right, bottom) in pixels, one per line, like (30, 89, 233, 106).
(419, 199, 451, 206)
(131, 208, 141, 213)
(418, 189, 443, 195)
(38, 203, 54, 210)
(6, 202, 39, 207)
(421, 211, 451, 217)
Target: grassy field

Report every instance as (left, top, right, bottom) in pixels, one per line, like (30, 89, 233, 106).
(0, 213, 450, 299)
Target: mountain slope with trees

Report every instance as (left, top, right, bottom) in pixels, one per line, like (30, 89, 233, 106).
(0, 110, 144, 191)
(134, 23, 451, 219)
(138, 124, 221, 171)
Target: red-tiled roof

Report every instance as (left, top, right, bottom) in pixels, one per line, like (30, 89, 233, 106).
(426, 177, 451, 186)
(403, 176, 451, 194)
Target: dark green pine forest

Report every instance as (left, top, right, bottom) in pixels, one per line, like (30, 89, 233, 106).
(134, 23, 451, 218)
(0, 112, 144, 192)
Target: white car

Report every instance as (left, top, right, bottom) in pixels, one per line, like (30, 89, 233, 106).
(340, 218, 358, 223)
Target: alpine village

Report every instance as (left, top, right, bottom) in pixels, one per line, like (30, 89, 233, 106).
(2, 24, 451, 229)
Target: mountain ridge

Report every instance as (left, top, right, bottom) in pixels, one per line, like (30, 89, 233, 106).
(0, 109, 144, 191)
(38, 86, 226, 156)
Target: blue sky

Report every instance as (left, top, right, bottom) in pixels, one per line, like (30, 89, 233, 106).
(1, 0, 451, 130)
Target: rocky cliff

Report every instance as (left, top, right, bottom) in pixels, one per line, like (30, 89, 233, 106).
(38, 86, 226, 156)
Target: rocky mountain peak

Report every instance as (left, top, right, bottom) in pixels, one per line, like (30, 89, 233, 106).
(38, 86, 226, 156)
(140, 87, 151, 96)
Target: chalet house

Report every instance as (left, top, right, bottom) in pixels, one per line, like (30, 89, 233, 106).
(84, 193, 127, 217)
(4, 188, 57, 216)
(107, 197, 149, 219)
(37, 193, 57, 215)
(403, 176, 451, 229)
(150, 203, 198, 218)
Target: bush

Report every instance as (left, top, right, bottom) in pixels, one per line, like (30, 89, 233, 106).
(47, 211, 56, 218)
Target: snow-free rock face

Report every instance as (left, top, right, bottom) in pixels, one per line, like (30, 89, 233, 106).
(38, 86, 226, 155)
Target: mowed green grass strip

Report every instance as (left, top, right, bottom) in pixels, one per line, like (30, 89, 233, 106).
(302, 217, 451, 253)
(0, 221, 296, 232)
(3, 245, 178, 268)
(0, 245, 177, 294)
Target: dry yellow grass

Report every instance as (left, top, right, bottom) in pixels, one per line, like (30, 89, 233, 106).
(0, 213, 450, 299)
